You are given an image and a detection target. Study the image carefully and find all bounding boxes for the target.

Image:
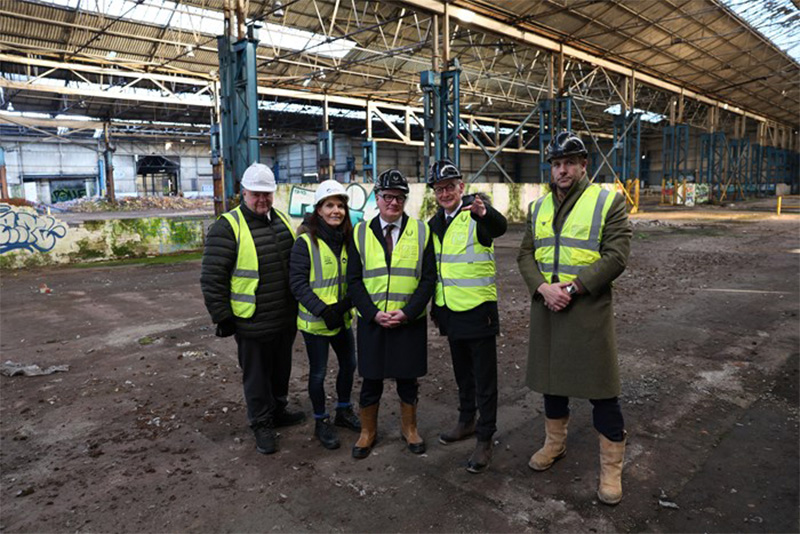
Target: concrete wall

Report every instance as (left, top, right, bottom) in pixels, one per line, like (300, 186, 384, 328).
(0, 203, 207, 269)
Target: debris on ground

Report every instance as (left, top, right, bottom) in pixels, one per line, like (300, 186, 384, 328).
(1, 361, 70, 377)
(55, 196, 212, 213)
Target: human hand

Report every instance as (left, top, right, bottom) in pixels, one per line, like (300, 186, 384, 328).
(374, 311, 395, 328)
(386, 309, 408, 327)
(537, 282, 572, 312)
(321, 306, 345, 330)
(464, 194, 487, 218)
(215, 318, 236, 338)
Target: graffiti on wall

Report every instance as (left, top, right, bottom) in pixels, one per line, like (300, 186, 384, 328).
(287, 183, 378, 223)
(0, 205, 68, 254)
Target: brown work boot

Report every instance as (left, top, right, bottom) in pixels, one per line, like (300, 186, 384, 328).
(528, 416, 569, 471)
(597, 431, 627, 505)
(400, 402, 426, 454)
(351, 404, 379, 459)
(438, 418, 476, 445)
(466, 439, 493, 474)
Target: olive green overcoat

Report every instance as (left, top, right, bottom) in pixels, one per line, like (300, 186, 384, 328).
(517, 176, 632, 399)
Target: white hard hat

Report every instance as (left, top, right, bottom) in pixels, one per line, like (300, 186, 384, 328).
(241, 163, 276, 192)
(315, 179, 349, 205)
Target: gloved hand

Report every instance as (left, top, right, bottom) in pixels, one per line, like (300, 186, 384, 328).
(215, 318, 236, 338)
(331, 298, 353, 317)
(320, 306, 345, 330)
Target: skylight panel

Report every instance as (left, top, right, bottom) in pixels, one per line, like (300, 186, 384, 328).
(720, 0, 799, 63)
(603, 105, 665, 124)
(32, 0, 356, 59)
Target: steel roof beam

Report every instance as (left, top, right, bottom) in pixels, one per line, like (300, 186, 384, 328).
(391, 0, 781, 126)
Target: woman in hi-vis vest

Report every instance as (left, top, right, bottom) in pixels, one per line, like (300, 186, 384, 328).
(289, 180, 361, 450)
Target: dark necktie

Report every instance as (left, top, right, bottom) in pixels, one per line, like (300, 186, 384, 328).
(384, 224, 395, 255)
(445, 214, 454, 226)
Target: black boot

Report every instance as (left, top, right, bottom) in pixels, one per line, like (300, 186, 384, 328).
(334, 405, 361, 432)
(252, 421, 277, 455)
(273, 407, 306, 428)
(439, 418, 476, 445)
(314, 416, 341, 450)
(466, 439, 492, 474)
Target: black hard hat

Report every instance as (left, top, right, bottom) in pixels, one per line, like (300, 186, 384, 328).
(376, 168, 409, 193)
(546, 131, 588, 162)
(427, 158, 462, 188)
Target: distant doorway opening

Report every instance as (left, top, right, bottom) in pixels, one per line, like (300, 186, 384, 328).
(136, 155, 180, 196)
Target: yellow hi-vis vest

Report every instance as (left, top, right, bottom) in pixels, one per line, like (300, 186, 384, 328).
(433, 211, 497, 311)
(222, 206, 296, 319)
(296, 233, 352, 336)
(354, 217, 429, 317)
(531, 184, 614, 283)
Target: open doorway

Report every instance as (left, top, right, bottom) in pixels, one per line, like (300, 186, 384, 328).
(136, 155, 180, 196)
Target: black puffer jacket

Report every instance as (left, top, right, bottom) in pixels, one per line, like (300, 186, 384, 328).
(200, 203, 297, 338)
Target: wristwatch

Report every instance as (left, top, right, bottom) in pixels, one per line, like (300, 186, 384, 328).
(565, 283, 578, 296)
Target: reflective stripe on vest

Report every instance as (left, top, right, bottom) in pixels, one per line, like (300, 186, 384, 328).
(531, 185, 614, 283)
(296, 233, 353, 336)
(222, 206, 296, 319)
(354, 218, 429, 316)
(433, 211, 497, 311)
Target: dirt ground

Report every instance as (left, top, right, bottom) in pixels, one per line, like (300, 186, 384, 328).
(1, 206, 798, 533)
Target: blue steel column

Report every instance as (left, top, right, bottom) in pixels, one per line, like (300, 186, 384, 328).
(217, 26, 260, 201)
(362, 140, 377, 183)
(539, 100, 553, 182)
(439, 69, 461, 168)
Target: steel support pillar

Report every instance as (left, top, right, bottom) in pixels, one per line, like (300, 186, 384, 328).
(210, 123, 225, 216)
(1, 146, 8, 199)
(661, 124, 689, 187)
(362, 140, 377, 183)
(728, 137, 749, 200)
(421, 68, 461, 176)
(218, 25, 260, 201)
(613, 113, 641, 183)
(317, 131, 334, 181)
(700, 132, 727, 201)
(538, 96, 572, 182)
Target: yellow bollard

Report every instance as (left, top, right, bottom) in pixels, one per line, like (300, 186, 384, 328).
(777, 196, 782, 215)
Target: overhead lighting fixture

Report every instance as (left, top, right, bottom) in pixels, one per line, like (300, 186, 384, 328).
(165, 141, 173, 150)
(107, 51, 117, 59)
(455, 8, 476, 23)
(302, 78, 311, 87)
(185, 45, 195, 57)
(273, 0, 285, 18)
(360, 129, 367, 135)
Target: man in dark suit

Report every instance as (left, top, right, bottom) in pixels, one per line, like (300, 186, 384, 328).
(346, 169, 436, 459)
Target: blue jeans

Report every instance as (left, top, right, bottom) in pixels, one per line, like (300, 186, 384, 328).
(301, 329, 356, 417)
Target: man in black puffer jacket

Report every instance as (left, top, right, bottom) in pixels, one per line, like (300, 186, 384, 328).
(201, 162, 305, 455)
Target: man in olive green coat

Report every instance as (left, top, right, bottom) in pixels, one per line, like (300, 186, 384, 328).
(517, 131, 632, 505)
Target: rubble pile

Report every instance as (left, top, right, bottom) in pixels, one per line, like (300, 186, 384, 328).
(57, 196, 213, 212)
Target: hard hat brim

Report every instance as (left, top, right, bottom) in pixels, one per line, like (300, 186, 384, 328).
(241, 183, 277, 193)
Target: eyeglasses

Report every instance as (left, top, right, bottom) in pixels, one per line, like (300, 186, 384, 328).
(433, 182, 458, 195)
(379, 193, 407, 204)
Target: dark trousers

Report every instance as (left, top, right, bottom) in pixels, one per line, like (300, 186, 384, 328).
(448, 335, 498, 441)
(236, 328, 296, 426)
(360, 377, 418, 407)
(543, 394, 625, 442)
(301, 329, 356, 417)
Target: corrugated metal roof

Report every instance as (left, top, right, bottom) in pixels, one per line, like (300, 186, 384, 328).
(0, 0, 797, 132)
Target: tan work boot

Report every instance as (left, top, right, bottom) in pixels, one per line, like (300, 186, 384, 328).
(597, 432, 627, 505)
(400, 402, 426, 454)
(528, 416, 569, 471)
(351, 404, 379, 459)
